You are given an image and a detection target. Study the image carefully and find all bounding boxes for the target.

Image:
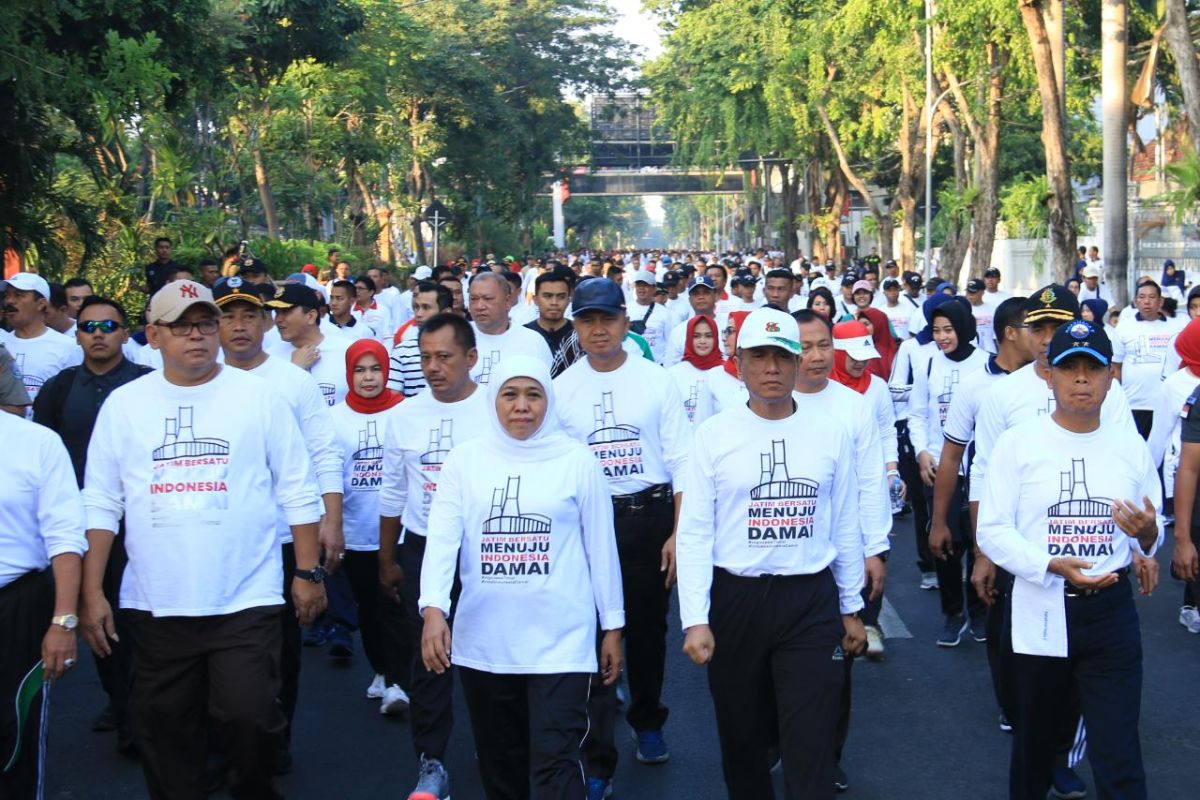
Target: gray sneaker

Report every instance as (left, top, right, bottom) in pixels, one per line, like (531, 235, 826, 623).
(408, 754, 450, 800)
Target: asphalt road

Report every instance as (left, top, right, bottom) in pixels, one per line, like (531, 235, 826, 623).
(44, 513, 1199, 799)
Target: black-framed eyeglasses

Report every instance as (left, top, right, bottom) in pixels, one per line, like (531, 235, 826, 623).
(79, 320, 122, 334)
(159, 318, 219, 337)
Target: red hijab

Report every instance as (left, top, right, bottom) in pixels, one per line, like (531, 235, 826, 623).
(857, 306, 897, 380)
(723, 311, 752, 379)
(1176, 317, 1200, 374)
(683, 315, 724, 371)
(344, 339, 404, 414)
(831, 320, 874, 394)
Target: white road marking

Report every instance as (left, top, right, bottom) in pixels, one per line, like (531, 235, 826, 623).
(879, 597, 914, 639)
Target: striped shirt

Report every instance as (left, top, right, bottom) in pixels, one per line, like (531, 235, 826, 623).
(388, 324, 426, 397)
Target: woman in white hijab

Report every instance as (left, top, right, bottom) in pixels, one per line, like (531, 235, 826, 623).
(419, 355, 625, 799)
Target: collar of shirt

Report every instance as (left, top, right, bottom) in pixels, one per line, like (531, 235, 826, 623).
(985, 354, 1010, 376)
(78, 356, 142, 387)
(1134, 312, 1166, 322)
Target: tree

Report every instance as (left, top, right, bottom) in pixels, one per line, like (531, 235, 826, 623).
(1163, 0, 1200, 153)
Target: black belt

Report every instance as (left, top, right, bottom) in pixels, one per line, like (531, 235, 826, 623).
(612, 483, 672, 516)
(1065, 567, 1129, 598)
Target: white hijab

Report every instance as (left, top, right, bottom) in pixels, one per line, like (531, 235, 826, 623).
(484, 355, 573, 461)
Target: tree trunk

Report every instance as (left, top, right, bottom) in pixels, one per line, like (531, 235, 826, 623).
(781, 162, 802, 262)
(817, 104, 894, 263)
(1165, 0, 1200, 153)
(253, 144, 280, 239)
(1019, 0, 1078, 280)
(823, 169, 847, 263)
(936, 98, 971, 281)
(892, 84, 930, 274)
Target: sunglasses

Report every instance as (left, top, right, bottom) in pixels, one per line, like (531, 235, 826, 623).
(79, 320, 123, 334)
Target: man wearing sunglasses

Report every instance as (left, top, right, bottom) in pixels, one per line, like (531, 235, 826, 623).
(32, 295, 152, 753)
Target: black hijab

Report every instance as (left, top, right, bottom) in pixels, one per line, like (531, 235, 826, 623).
(931, 300, 977, 363)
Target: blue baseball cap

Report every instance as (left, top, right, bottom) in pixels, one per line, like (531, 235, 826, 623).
(572, 277, 626, 315)
(1049, 320, 1112, 367)
(688, 276, 716, 294)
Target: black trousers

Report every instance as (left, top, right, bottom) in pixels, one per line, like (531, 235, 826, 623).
(1131, 409, 1153, 441)
(707, 568, 845, 800)
(126, 606, 286, 800)
(897, 421, 933, 571)
(459, 667, 590, 800)
(835, 574, 882, 764)
(923, 478, 986, 620)
(0, 571, 52, 800)
(583, 497, 672, 778)
(1008, 577, 1146, 800)
(93, 532, 133, 731)
(401, 531, 461, 760)
(986, 568, 1015, 718)
(279, 543, 300, 740)
(342, 549, 412, 690)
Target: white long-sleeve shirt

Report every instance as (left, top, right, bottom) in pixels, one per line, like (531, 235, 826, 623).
(1147, 367, 1200, 498)
(378, 387, 491, 536)
(977, 415, 1161, 656)
(83, 367, 322, 617)
(888, 337, 935, 421)
(0, 412, 87, 588)
(908, 348, 989, 461)
(418, 438, 625, 674)
(970, 363, 1138, 502)
(667, 361, 717, 428)
(1111, 314, 1186, 410)
(941, 356, 1010, 472)
(676, 402, 865, 628)
(863, 374, 899, 465)
(469, 323, 554, 387)
(554, 355, 691, 495)
(329, 402, 406, 550)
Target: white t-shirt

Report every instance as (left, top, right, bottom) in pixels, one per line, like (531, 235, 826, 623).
(329, 402, 406, 550)
(970, 302, 997, 354)
(1078, 283, 1114, 305)
(329, 317, 375, 341)
(977, 415, 1161, 657)
(983, 289, 1010, 306)
(469, 322, 554, 387)
(675, 402, 865, 628)
(379, 387, 491, 536)
(419, 436, 625, 674)
(268, 329, 352, 406)
(352, 301, 395, 343)
(1147, 367, 1200, 499)
(82, 367, 322, 616)
(863, 374, 898, 465)
(969, 363, 1138, 502)
(667, 361, 718, 428)
(0, 327, 81, 407)
(0, 412, 86, 588)
(1111, 315, 1186, 410)
(909, 347, 990, 460)
(942, 357, 1008, 455)
(554, 355, 691, 495)
(880, 302, 912, 340)
(630, 301, 672, 362)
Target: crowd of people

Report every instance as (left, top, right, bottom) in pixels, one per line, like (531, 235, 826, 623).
(0, 239, 1193, 800)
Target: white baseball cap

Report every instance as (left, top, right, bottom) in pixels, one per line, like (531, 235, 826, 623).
(833, 331, 881, 361)
(147, 280, 219, 323)
(0, 272, 50, 300)
(736, 307, 802, 355)
(1081, 265, 1100, 279)
(413, 265, 433, 280)
(633, 270, 657, 285)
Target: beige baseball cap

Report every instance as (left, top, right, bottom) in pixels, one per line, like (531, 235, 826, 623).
(147, 280, 219, 323)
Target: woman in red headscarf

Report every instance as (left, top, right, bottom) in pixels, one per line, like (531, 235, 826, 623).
(707, 310, 751, 413)
(667, 315, 724, 427)
(330, 339, 410, 713)
(856, 306, 898, 380)
(1151, 317, 1200, 624)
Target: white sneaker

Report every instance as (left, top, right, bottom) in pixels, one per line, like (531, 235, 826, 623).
(381, 684, 411, 715)
(920, 571, 939, 590)
(1182, 606, 1200, 634)
(865, 625, 885, 661)
(366, 673, 386, 700)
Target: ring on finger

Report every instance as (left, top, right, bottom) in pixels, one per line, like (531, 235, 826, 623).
(64, 658, 76, 669)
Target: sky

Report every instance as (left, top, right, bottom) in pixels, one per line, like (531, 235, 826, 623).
(608, 0, 663, 60)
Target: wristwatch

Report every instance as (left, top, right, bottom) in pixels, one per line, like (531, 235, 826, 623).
(294, 566, 326, 584)
(51, 614, 79, 631)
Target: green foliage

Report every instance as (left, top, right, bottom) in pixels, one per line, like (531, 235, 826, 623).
(1163, 149, 1200, 223)
(1000, 175, 1052, 239)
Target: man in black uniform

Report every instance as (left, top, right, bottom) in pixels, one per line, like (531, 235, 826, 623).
(143, 237, 181, 296)
(33, 296, 152, 752)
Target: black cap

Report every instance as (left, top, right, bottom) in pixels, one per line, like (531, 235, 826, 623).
(237, 257, 267, 276)
(1049, 320, 1112, 366)
(265, 282, 322, 311)
(904, 273, 922, 288)
(1024, 284, 1079, 324)
(841, 274, 857, 287)
(882, 277, 900, 289)
(966, 278, 985, 293)
(212, 276, 265, 308)
(983, 267, 1001, 278)
(572, 277, 626, 315)
(885, 259, 898, 269)
(924, 277, 942, 292)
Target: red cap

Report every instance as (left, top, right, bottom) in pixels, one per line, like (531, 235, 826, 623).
(301, 263, 318, 276)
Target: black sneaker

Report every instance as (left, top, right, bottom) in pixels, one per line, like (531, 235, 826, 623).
(92, 704, 117, 732)
(936, 614, 968, 647)
(998, 713, 1012, 733)
(970, 613, 988, 643)
(833, 765, 849, 792)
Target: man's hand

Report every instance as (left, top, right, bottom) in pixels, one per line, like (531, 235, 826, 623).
(421, 608, 452, 674)
(928, 521, 953, 561)
(842, 614, 867, 657)
(1049, 557, 1117, 591)
(1173, 536, 1199, 582)
(1112, 496, 1158, 550)
(291, 344, 320, 370)
(379, 559, 405, 603)
(599, 629, 623, 686)
(79, 589, 117, 657)
(1132, 553, 1158, 596)
(319, 515, 345, 574)
(971, 553, 998, 606)
(917, 452, 937, 487)
(660, 535, 677, 589)
(683, 624, 715, 665)
(42, 626, 77, 683)
(864, 556, 887, 602)
(291, 578, 327, 626)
